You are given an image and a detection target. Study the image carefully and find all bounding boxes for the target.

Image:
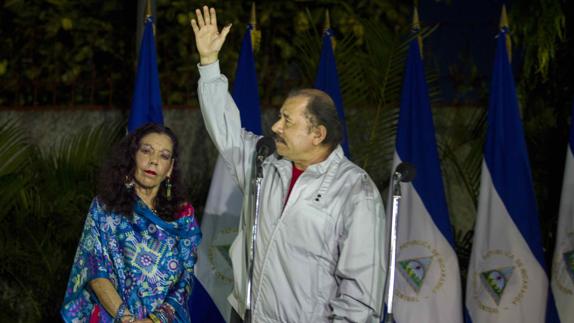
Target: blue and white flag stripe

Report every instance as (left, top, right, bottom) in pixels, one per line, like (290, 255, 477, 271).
(467, 164, 548, 322)
(465, 28, 556, 323)
(551, 101, 574, 322)
(395, 40, 455, 247)
(388, 38, 462, 322)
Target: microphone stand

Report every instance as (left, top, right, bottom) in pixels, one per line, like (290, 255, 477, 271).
(384, 171, 403, 323)
(244, 158, 265, 323)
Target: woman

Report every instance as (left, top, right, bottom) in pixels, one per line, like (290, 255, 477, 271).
(61, 123, 201, 323)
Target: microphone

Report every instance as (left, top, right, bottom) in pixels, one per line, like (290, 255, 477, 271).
(385, 162, 417, 322)
(256, 136, 276, 161)
(394, 162, 416, 183)
(255, 136, 276, 178)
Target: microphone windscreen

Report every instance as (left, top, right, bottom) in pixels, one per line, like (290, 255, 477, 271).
(395, 162, 416, 182)
(256, 136, 276, 158)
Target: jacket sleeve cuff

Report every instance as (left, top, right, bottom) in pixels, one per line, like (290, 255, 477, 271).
(197, 60, 221, 82)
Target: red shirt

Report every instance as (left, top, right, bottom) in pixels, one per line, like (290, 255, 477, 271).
(285, 164, 303, 204)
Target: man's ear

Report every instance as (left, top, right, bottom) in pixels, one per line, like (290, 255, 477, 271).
(312, 125, 327, 146)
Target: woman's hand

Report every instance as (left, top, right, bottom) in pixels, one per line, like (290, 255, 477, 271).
(191, 6, 231, 65)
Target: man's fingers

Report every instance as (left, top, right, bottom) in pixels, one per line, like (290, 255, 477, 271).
(203, 6, 211, 25)
(195, 8, 205, 27)
(210, 7, 217, 27)
(190, 19, 199, 34)
(220, 24, 232, 42)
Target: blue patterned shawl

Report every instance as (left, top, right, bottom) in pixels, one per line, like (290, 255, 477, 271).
(61, 197, 201, 322)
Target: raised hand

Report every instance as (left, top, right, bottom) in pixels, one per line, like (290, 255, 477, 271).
(191, 6, 231, 65)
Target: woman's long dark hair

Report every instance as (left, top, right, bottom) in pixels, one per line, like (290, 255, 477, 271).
(97, 123, 187, 221)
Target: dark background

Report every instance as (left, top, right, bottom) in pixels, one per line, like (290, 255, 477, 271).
(0, 0, 572, 321)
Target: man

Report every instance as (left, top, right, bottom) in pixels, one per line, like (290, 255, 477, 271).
(192, 6, 386, 322)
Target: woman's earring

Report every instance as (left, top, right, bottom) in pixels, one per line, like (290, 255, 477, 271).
(165, 177, 172, 201)
(124, 176, 135, 190)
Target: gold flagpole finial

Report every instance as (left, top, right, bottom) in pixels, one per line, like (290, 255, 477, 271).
(323, 9, 335, 49)
(144, 0, 156, 36)
(323, 9, 331, 34)
(145, 0, 152, 18)
(499, 5, 509, 29)
(413, 6, 423, 59)
(499, 5, 511, 62)
(249, 2, 261, 53)
(250, 2, 257, 28)
(412, 6, 420, 31)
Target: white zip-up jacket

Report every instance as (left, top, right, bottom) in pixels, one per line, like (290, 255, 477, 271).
(198, 61, 386, 323)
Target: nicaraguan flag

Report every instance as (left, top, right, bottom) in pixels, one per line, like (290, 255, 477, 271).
(388, 36, 463, 323)
(551, 101, 574, 322)
(465, 27, 558, 323)
(189, 24, 261, 323)
(128, 16, 164, 132)
(314, 28, 350, 157)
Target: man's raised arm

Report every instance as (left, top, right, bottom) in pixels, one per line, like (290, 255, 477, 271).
(191, 6, 231, 66)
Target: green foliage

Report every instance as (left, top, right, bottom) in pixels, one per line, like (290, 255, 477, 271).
(509, 0, 566, 83)
(438, 107, 486, 210)
(509, 2, 569, 258)
(0, 121, 32, 221)
(0, 1, 570, 320)
(0, 0, 134, 107)
(0, 120, 124, 321)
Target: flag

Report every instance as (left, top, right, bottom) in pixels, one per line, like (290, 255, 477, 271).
(387, 30, 463, 322)
(551, 101, 574, 322)
(189, 23, 261, 323)
(128, 15, 164, 132)
(465, 20, 558, 322)
(314, 28, 350, 157)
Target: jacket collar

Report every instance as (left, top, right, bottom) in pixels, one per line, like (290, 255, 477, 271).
(304, 145, 344, 175)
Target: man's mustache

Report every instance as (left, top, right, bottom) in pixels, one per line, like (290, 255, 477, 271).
(273, 135, 286, 144)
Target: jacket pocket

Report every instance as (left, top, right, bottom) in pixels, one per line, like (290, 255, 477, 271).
(282, 200, 336, 259)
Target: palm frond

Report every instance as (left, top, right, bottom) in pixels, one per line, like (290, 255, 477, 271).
(437, 107, 486, 209)
(0, 120, 33, 221)
(35, 120, 125, 232)
(0, 120, 126, 321)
